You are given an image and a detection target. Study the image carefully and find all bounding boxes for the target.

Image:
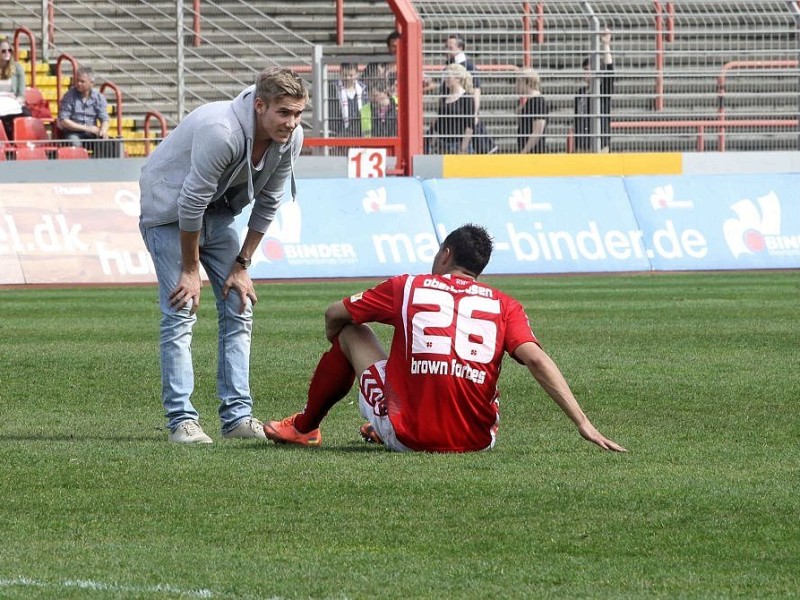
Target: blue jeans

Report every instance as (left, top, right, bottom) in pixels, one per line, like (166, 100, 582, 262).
(140, 210, 254, 434)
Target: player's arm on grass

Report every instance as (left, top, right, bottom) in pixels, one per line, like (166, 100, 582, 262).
(513, 341, 627, 452)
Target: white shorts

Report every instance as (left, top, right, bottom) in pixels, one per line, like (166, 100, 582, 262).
(358, 360, 411, 452)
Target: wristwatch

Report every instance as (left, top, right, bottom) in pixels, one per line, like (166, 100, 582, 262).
(235, 255, 251, 269)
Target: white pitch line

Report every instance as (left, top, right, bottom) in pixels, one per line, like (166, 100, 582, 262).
(0, 576, 215, 597)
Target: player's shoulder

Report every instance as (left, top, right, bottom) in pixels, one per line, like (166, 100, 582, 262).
(476, 280, 526, 309)
(365, 273, 410, 294)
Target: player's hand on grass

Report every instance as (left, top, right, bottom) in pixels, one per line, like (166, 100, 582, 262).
(579, 421, 627, 452)
(222, 269, 258, 314)
(170, 270, 202, 315)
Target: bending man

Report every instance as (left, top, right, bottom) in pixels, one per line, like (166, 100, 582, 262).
(139, 67, 307, 444)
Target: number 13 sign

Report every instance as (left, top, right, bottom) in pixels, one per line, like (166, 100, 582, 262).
(348, 148, 387, 178)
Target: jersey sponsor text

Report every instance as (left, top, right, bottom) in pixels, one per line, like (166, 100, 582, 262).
(410, 356, 487, 384)
(422, 277, 495, 298)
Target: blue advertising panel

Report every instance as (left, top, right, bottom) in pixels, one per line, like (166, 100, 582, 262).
(625, 174, 800, 270)
(234, 178, 439, 279)
(423, 177, 651, 274)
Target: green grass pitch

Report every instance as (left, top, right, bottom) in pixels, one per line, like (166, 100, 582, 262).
(0, 271, 798, 599)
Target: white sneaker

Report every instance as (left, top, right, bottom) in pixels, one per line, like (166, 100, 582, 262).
(169, 420, 213, 444)
(223, 417, 267, 440)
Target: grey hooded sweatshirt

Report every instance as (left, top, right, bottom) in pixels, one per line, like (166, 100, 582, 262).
(139, 85, 303, 234)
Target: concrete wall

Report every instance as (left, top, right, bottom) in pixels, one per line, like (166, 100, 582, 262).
(413, 151, 800, 179)
(2, 150, 796, 185)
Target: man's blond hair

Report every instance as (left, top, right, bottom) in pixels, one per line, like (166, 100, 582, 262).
(256, 67, 308, 106)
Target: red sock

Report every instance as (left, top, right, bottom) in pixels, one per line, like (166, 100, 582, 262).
(294, 336, 355, 432)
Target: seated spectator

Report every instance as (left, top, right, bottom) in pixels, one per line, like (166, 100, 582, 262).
(369, 81, 397, 138)
(58, 65, 117, 158)
(0, 37, 29, 140)
(427, 63, 474, 154)
(516, 68, 549, 153)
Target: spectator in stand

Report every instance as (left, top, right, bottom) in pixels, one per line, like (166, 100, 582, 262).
(263, 223, 627, 454)
(362, 61, 387, 94)
(574, 28, 614, 153)
(516, 68, 549, 154)
(426, 34, 498, 154)
(385, 30, 400, 99)
(0, 37, 28, 140)
(359, 62, 385, 137)
(57, 65, 115, 157)
(369, 81, 398, 138)
(427, 63, 474, 154)
(386, 30, 400, 56)
(328, 62, 367, 139)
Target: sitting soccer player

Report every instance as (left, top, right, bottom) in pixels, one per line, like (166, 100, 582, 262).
(264, 224, 626, 453)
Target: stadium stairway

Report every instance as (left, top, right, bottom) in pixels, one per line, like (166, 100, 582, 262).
(2, 0, 395, 154)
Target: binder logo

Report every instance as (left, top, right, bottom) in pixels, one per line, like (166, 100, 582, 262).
(723, 192, 800, 258)
(362, 187, 406, 213)
(258, 200, 302, 262)
(508, 187, 552, 212)
(650, 184, 694, 210)
(255, 200, 357, 266)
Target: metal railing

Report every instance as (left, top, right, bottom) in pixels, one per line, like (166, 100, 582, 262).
(33, 0, 315, 126)
(11, 0, 800, 159)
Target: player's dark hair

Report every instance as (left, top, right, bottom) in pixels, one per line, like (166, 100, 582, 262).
(443, 224, 493, 276)
(386, 30, 401, 46)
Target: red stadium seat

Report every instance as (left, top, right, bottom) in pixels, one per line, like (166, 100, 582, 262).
(57, 146, 90, 160)
(0, 123, 10, 149)
(0, 125, 15, 159)
(13, 116, 56, 148)
(24, 87, 55, 122)
(15, 146, 49, 161)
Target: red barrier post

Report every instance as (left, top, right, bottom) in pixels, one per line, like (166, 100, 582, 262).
(522, 3, 531, 69)
(99, 81, 124, 138)
(653, 1, 664, 111)
(193, 0, 201, 47)
(13, 26, 37, 89)
(144, 111, 168, 156)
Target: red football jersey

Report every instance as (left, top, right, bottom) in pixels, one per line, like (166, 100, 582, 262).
(344, 274, 539, 452)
